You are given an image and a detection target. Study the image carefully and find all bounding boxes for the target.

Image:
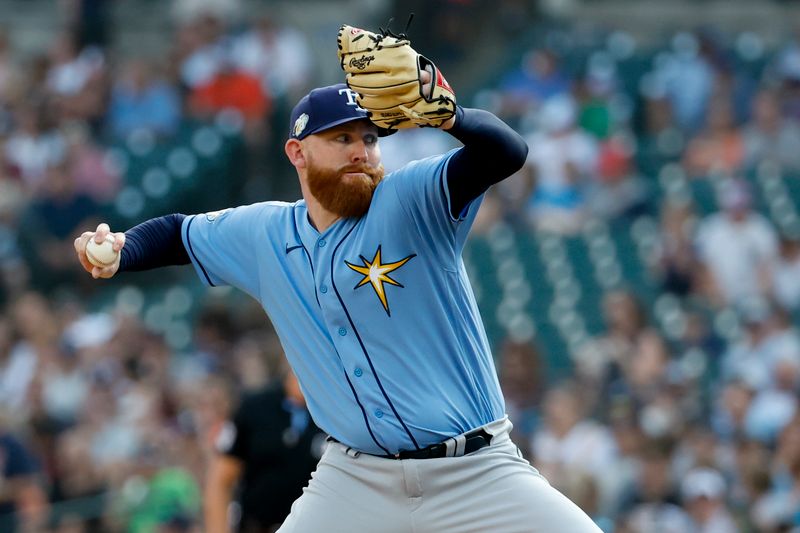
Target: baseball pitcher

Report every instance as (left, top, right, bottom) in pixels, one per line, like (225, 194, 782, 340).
(75, 24, 601, 532)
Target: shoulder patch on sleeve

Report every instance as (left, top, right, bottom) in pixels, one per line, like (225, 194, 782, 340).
(205, 208, 233, 222)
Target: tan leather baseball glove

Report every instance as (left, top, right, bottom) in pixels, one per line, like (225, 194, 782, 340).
(337, 24, 457, 130)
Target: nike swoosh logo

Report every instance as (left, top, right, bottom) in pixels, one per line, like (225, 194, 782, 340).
(286, 243, 304, 254)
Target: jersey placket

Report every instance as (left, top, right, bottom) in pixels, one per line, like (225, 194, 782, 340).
(331, 222, 423, 454)
(303, 218, 394, 454)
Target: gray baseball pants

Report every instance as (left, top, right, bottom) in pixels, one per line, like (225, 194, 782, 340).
(277, 417, 602, 532)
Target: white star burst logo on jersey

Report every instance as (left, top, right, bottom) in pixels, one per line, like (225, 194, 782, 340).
(345, 246, 415, 316)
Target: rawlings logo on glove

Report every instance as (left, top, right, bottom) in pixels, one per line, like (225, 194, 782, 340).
(337, 24, 457, 130)
(349, 55, 376, 70)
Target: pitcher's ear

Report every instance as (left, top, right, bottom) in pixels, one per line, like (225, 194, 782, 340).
(285, 139, 306, 169)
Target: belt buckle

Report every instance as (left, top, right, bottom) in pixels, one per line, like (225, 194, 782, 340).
(393, 427, 493, 460)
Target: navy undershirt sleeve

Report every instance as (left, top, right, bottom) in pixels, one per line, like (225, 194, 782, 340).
(445, 106, 528, 218)
(119, 214, 190, 272)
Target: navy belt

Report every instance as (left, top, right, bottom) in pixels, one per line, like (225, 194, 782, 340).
(332, 428, 493, 460)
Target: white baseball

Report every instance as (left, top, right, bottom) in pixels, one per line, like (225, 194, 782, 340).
(86, 234, 119, 267)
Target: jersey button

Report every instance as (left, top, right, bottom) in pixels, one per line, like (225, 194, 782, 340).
(338, 327, 347, 336)
(374, 409, 384, 419)
(318, 239, 327, 248)
(320, 285, 328, 294)
(354, 367, 363, 377)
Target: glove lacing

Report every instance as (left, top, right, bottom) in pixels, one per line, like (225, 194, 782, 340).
(378, 13, 414, 41)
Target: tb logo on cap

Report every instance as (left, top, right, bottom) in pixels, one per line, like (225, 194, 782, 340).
(339, 88, 366, 112)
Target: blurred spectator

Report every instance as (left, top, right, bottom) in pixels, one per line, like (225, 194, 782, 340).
(619, 440, 680, 507)
(654, 200, 700, 297)
(46, 31, 97, 97)
(680, 467, 738, 533)
(740, 309, 800, 446)
(720, 298, 776, 390)
(711, 380, 755, 442)
(586, 133, 650, 220)
(636, 96, 684, 176)
(671, 426, 723, 479)
(121, 460, 201, 533)
(188, 56, 267, 121)
(497, 339, 543, 455)
(46, 31, 107, 124)
(188, 57, 270, 146)
(107, 58, 182, 140)
(230, 15, 312, 102)
(576, 53, 625, 142)
(204, 370, 325, 533)
(16, 161, 101, 291)
(184, 376, 233, 460)
(522, 94, 598, 234)
(39, 341, 89, 428)
(86, 382, 141, 470)
(2, 293, 60, 419)
(0, 145, 27, 303)
(745, 378, 798, 446)
(64, 121, 121, 203)
(227, 333, 276, 394)
(185, 302, 240, 376)
(682, 97, 744, 178)
(576, 289, 668, 407)
(637, 390, 687, 442)
(0, 27, 22, 126)
(652, 31, 716, 133)
(0, 315, 37, 413)
(606, 412, 645, 514)
(694, 179, 778, 306)
(716, 304, 799, 445)
(497, 49, 572, 121)
(531, 382, 619, 514)
(556, 469, 612, 532)
(671, 308, 726, 396)
(51, 407, 109, 509)
(767, 231, 800, 311)
(772, 28, 800, 122)
(764, 306, 800, 382)
(0, 422, 48, 532)
(4, 101, 67, 191)
(742, 88, 800, 172)
(751, 417, 800, 531)
(175, 14, 227, 90)
(729, 439, 771, 524)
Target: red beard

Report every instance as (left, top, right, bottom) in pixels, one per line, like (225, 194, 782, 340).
(306, 160, 384, 218)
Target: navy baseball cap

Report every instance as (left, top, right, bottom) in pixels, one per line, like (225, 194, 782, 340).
(288, 83, 394, 140)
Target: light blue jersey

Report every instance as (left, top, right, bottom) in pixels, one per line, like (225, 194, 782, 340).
(182, 149, 505, 455)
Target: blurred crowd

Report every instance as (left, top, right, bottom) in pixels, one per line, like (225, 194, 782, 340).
(0, 0, 314, 300)
(0, 1, 318, 531)
(484, 24, 800, 533)
(0, 289, 290, 532)
(1, 0, 800, 531)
